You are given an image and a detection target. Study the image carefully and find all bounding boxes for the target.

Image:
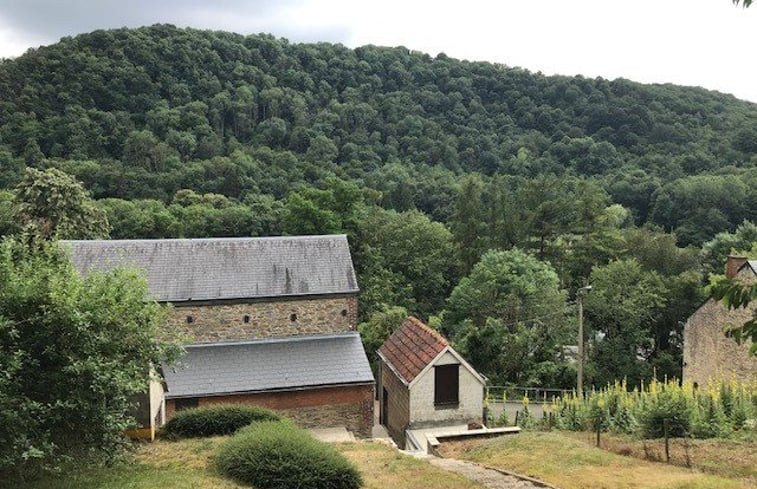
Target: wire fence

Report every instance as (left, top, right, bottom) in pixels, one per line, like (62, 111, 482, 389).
(486, 385, 572, 404)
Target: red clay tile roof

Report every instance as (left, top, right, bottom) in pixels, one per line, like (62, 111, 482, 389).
(378, 316, 448, 384)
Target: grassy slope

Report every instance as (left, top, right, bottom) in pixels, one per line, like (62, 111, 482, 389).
(443, 431, 754, 489)
(560, 431, 757, 480)
(23, 437, 484, 489)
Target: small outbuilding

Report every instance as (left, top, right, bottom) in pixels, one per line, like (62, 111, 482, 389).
(377, 317, 486, 448)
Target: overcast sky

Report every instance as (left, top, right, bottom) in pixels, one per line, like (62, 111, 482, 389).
(1, 0, 755, 102)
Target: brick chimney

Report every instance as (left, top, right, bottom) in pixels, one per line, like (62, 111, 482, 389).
(725, 255, 748, 279)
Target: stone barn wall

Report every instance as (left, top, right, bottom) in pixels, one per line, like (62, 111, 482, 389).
(683, 300, 756, 388)
(165, 294, 358, 342)
(683, 265, 756, 388)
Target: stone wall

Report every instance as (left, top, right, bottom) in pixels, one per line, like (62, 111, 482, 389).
(165, 383, 374, 438)
(165, 294, 358, 343)
(409, 350, 484, 429)
(684, 265, 756, 388)
(379, 359, 410, 448)
(683, 299, 756, 388)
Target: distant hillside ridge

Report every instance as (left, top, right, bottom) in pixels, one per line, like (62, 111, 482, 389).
(0, 24, 755, 238)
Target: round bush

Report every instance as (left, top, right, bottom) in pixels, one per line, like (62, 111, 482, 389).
(161, 405, 281, 439)
(215, 420, 363, 489)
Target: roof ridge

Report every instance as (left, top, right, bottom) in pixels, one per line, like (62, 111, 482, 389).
(61, 234, 347, 244)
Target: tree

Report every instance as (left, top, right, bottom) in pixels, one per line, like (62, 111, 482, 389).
(712, 281, 756, 355)
(584, 259, 667, 386)
(444, 249, 572, 385)
(13, 168, 110, 240)
(700, 221, 757, 274)
(356, 208, 458, 320)
(357, 305, 408, 375)
(445, 248, 566, 330)
(0, 237, 179, 480)
(733, 1, 752, 7)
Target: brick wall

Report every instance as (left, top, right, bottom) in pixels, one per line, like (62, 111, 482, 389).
(380, 360, 410, 448)
(165, 383, 374, 438)
(683, 268, 757, 388)
(165, 294, 358, 342)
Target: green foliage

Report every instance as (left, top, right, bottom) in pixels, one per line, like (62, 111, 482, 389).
(0, 237, 179, 480)
(711, 277, 757, 355)
(161, 405, 281, 439)
(551, 377, 756, 440)
(14, 168, 110, 239)
(446, 248, 565, 328)
(584, 259, 668, 386)
(356, 208, 458, 319)
(701, 220, 757, 274)
(215, 420, 363, 489)
(357, 305, 408, 375)
(446, 249, 572, 385)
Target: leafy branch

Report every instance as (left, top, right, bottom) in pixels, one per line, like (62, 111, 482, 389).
(711, 279, 757, 355)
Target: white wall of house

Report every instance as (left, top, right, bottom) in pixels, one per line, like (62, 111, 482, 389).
(408, 350, 484, 427)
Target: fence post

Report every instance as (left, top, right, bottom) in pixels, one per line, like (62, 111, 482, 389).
(595, 416, 601, 447)
(664, 418, 670, 463)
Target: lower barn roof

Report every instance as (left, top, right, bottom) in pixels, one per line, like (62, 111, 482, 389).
(163, 332, 374, 399)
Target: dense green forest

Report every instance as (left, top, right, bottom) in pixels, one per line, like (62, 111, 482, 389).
(1, 25, 756, 389)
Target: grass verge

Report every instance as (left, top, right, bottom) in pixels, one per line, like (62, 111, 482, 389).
(21, 437, 484, 489)
(440, 431, 755, 489)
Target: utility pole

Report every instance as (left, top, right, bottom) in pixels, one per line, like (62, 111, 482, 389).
(576, 285, 591, 397)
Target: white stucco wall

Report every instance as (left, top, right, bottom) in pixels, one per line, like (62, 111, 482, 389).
(408, 350, 484, 427)
(149, 369, 166, 427)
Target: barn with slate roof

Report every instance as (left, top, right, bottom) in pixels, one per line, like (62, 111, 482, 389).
(377, 317, 486, 448)
(62, 235, 374, 439)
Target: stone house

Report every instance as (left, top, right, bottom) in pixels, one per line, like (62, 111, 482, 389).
(63, 235, 374, 439)
(377, 317, 486, 448)
(683, 256, 757, 388)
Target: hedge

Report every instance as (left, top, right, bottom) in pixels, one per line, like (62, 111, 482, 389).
(215, 420, 363, 489)
(161, 405, 281, 439)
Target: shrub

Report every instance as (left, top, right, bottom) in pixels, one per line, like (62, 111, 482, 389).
(215, 420, 363, 489)
(161, 405, 280, 439)
(551, 377, 756, 440)
(638, 383, 691, 438)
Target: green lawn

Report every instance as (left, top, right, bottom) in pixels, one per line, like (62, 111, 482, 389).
(440, 431, 755, 489)
(22, 437, 484, 489)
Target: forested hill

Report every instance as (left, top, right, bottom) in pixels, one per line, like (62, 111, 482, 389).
(1, 25, 756, 243)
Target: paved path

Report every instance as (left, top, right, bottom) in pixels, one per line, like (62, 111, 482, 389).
(425, 456, 544, 489)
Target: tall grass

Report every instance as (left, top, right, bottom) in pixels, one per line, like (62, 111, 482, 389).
(548, 377, 756, 439)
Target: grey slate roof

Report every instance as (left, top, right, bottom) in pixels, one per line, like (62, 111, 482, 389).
(61, 235, 358, 302)
(745, 260, 757, 275)
(162, 332, 374, 399)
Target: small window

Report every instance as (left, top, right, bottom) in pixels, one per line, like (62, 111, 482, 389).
(341, 309, 348, 317)
(290, 313, 297, 322)
(186, 315, 194, 324)
(174, 398, 198, 412)
(434, 364, 459, 407)
(243, 314, 251, 323)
